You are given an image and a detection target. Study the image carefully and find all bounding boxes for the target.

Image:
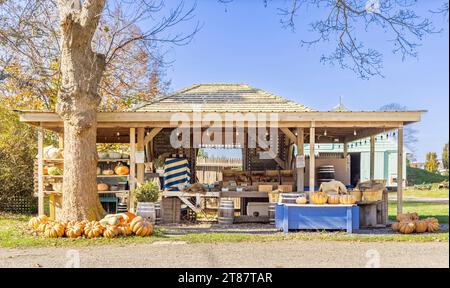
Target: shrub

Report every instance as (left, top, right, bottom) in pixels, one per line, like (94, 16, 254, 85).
(0, 109, 36, 213)
(133, 181, 160, 203)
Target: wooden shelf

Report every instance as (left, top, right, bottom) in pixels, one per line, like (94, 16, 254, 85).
(44, 159, 130, 162)
(44, 174, 129, 178)
(43, 190, 129, 195)
(97, 175, 129, 178)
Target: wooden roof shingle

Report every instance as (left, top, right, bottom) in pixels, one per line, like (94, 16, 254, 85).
(135, 83, 313, 113)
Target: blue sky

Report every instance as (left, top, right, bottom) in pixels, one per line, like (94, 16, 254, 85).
(156, 0, 449, 161)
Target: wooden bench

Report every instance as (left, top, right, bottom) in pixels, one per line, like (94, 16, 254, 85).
(275, 204, 359, 233)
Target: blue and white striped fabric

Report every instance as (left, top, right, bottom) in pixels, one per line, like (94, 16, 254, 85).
(163, 158, 191, 191)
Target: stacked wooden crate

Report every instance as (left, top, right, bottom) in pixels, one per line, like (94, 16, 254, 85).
(161, 197, 181, 224)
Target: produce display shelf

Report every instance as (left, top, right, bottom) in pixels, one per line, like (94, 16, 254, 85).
(44, 175, 129, 178)
(97, 175, 129, 178)
(44, 158, 130, 162)
(43, 190, 129, 195)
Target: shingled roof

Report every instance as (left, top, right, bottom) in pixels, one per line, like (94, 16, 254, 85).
(135, 83, 313, 113)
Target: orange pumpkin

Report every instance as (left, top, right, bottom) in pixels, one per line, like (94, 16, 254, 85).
(414, 220, 428, 233)
(130, 216, 153, 237)
(117, 223, 133, 236)
(339, 195, 357, 205)
(399, 221, 416, 234)
(44, 222, 65, 238)
(391, 222, 401, 232)
(28, 215, 48, 229)
(84, 221, 104, 238)
(114, 164, 129, 175)
(310, 192, 328, 205)
(103, 225, 120, 238)
(65, 225, 83, 238)
(425, 217, 439, 232)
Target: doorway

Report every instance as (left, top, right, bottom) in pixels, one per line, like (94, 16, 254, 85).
(350, 152, 361, 187)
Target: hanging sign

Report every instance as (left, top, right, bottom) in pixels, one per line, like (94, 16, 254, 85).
(296, 155, 305, 169)
(135, 150, 145, 164)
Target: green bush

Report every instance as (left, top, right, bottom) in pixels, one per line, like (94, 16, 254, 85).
(0, 109, 37, 213)
(133, 181, 160, 203)
(407, 166, 448, 186)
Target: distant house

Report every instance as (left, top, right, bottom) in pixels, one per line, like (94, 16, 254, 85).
(301, 100, 409, 188)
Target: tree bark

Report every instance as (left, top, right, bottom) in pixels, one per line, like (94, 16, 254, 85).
(56, 0, 107, 220)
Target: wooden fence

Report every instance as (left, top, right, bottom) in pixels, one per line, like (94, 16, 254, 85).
(196, 157, 242, 184)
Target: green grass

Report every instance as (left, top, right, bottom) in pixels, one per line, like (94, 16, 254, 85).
(403, 188, 449, 199)
(0, 209, 448, 248)
(407, 166, 448, 185)
(388, 201, 449, 224)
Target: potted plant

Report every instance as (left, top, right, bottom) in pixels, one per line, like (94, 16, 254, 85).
(153, 152, 170, 175)
(132, 181, 160, 223)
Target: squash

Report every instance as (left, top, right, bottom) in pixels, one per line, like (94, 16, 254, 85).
(47, 167, 63, 176)
(37, 222, 50, 233)
(28, 215, 48, 229)
(414, 220, 428, 233)
(117, 223, 133, 236)
(399, 221, 416, 234)
(100, 215, 120, 226)
(391, 222, 401, 232)
(44, 222, 65, 238)
(295, 196, 307, 204)
(425, 217, 439, 232)
(130, 216, 153, 237)
(65, 225, 83, 238)
(114, 164, 129, 175)
(102, 169, 115, 176)
(396, 212, 419, 222)
(97, 183, 109, 191)
(310, 192, 328, 205)
(84, 221, 104, 238)
(339, 195, 357, 205)
(327, 195, 341, 204)
(103, 225, 120, 238)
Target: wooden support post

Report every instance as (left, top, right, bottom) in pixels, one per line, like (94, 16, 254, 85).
(50, 134, 64, 220)
(343, 141, 348, 158)
(296, 128, 304, 192)
(397, 126, 404, 215)
(37, 124, 44, 216)
(129, 128, 136, 212)
(137, 128, 145, 185)
(309, 124, 316, 193)
(370, 135, 375, 180)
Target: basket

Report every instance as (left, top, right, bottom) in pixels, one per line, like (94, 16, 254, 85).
(268, 191, 280, 203)
(350, 190, 362, 202)
(362, 189, 383, 202)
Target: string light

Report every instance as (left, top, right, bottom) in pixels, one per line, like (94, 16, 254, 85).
(324, 130, 327, 136)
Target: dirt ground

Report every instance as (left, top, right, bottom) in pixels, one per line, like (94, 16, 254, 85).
(0, 240, 448, 268)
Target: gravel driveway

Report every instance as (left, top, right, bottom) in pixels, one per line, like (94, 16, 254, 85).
(1, 240, 448, 268)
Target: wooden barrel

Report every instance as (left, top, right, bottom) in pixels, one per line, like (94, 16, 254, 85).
(136, 202, 156, 224)
(154, 202, 162, 225)
(279, 193, 303, 204)
(218, 199, 234, 224)
(268, 203, 276, 225)
(318, 165, 335, 186)
(117, 203, 128, 213)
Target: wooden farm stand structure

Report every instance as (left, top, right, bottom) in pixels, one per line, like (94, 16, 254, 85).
(18, 84, 424, 224)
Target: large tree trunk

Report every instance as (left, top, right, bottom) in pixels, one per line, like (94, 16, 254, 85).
(56, 0, 107, 221)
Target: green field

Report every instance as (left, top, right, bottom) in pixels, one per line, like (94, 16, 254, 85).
(388, 201, 449, 224)
(403, 188, 449, 199)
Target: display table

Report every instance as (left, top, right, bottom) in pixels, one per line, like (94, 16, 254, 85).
(275, 204, 359, 233)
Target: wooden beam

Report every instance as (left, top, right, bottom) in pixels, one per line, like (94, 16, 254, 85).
(274, 156, 286, 170)
(137, 128, 145, 185)
(280, 127, 297, 143)
(144, 127, 163, 144)
(309, 124, 316, 193)
(129, 128, 136, 212)
(19, 111, 424, 126)
(37, 124, 44, 216)
(370, 135, 375, 180)
(397, 126, 404, 215)
(296, 128, 304, 192)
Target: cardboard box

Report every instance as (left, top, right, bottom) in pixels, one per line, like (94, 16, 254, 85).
(278, 184, 293, 192)
(258, 184, 275, 192)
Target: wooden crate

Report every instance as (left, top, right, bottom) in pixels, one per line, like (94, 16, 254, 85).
(278, 184, 293, 193)
(161, 197, 181, 224)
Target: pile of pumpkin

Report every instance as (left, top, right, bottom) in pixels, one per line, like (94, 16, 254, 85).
(391, 212, 440, 234)
(28, 213, 153, 238)
(296, 192, 357, 205)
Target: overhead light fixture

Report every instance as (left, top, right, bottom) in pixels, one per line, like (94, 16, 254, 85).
(117, 132, 120, 136)
(353, 129, 357, 136)
(324, 130, 327, 136)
